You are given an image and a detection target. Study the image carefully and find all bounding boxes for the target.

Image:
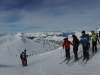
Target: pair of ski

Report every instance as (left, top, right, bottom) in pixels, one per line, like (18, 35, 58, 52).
(78, 52, 97, 66)
(60, 59, 76, 66)
(79, 53, 95, 66)
(60, 59, 70, 64)
(78, 59, 88, 66)
(60, 58, 78, 67)
(67, 59, 78, 67)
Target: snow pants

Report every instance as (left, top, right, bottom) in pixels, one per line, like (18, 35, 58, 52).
(92, 41, 97, 53)
(21, 59, 24, 66)
(82, 45, 89, 59)
(73, 45, 78, 60)
(65, 49, 70, 59)
(21, 59, 27, 66)
(24, 59, 27, 66)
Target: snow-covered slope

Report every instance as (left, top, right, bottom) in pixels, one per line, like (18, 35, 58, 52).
(0, 43, 100, 75)
(0, 33, 59, 56)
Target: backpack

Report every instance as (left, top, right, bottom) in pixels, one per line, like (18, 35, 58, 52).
(20, 52, 24, 59)
(20, 54, 23, 59)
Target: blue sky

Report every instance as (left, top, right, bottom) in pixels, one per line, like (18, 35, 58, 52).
(0, 0, 100, 33)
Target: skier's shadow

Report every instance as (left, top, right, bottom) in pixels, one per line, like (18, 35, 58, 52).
(78, 52, 96, 61)
(0, 64, 13, 68)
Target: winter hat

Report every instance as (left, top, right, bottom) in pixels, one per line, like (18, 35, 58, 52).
(91, 30, 94, 33)
(24, 49, 26, 52)
(63, 37, 68, 40)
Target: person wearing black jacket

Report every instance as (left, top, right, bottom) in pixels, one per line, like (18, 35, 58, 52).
(23, 49, 28, 66)
(72, 35, 80, 61)
(20, 49, 28, 66)
(20, 52, 24, 66)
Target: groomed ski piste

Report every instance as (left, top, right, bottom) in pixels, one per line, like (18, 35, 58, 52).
(0, 31, 100, 75)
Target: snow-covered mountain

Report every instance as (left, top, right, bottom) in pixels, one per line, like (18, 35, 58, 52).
(0, 30, 100, 75)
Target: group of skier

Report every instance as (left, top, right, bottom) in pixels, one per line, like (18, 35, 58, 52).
(62, 30, 100, 62)
(19, 30, 100, 66)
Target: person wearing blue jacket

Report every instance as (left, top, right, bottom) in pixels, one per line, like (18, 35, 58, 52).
(80, 31, 90, 61)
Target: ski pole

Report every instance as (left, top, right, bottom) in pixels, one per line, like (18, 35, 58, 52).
(61, 48, 65, 59)
(61, 48, 62, 58)
(80, 45, 82, 56)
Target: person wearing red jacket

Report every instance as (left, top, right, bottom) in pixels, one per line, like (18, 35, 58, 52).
(62, 37, 73, 60)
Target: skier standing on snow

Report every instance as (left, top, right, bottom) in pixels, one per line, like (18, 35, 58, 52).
(23, 49, 28, 66)
(20, 49, 28, 66)
(72, 35, 80, 61)
(80, 31, 90, 61)
(62, 37, 73, 60)
(90, 31, 97, 53)
(20, 52, 25, 66)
